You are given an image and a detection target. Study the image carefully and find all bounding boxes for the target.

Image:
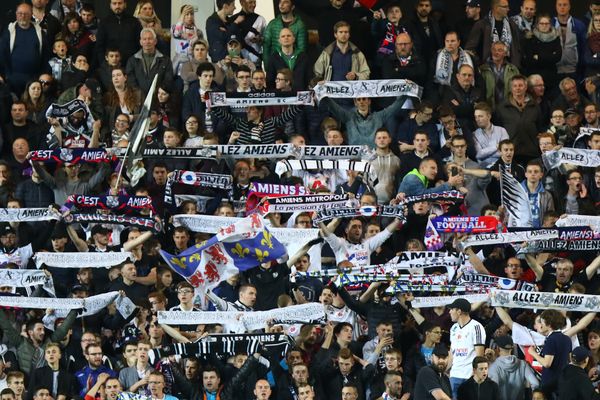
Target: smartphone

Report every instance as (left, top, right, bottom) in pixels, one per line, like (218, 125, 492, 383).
(451, 166, 459, 176)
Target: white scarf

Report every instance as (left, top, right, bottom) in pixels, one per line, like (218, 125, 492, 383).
(435, 48, 473, 85)
(489, 12, 512, 53)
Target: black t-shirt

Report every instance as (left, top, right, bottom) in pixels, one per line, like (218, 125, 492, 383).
(541, 331, 572, 388)
(108, 277, 150, 304)
(243, 263, 290, 311)
(413, 365, 452, 400)
(539, 269, 589, 293)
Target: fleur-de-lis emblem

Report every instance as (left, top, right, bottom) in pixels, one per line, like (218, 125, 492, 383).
(232, 243, 249, 258)
(255, 248, 269, 262)
(261, 231, 273, 249)
(189, 253, 201, 263)
(171, 257, 186, 269)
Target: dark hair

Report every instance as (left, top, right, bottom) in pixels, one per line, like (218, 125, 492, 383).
(196, 62, 216, 76)
(0, 388, 15, 398)
(480, 204, 498, 215)
(216, 0, 235, 10)
(236, 65, 252, 76)
(81, 3, 95, 13)
(497, 139, 513, 150)
(333, 322, 353, 337)
(472, 356, 488, 368)
(539, 309, 566, 330)
(202, 365, 221, 378)
(437, 105, 455, 118)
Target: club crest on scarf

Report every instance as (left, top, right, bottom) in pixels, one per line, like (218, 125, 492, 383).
(160, 214, 287, 291)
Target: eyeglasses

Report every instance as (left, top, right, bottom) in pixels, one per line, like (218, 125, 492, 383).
(275, 77, 287, 82)
(568, 176, 583, 181)
(178, 289, 193, 294)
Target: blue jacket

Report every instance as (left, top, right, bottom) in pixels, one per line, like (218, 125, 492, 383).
(206, 12, 241, 63)
(398, 169, 451, 196)
(75, 365, 117, 397)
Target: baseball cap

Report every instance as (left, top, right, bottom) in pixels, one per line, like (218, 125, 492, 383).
(228, 35, 240, 44)
(71, 284, 89, 294)
(572, 346, 591, 363)
(565, 108, 579, 117)
(447, 298, 471, 313)
(495, 335, 514, 349)
(0, 224, 15, 236)
(466, 0, 481, 7)
(433, 343, 449, 357)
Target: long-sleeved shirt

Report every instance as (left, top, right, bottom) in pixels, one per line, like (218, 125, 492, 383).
(472, 124, 509, 167)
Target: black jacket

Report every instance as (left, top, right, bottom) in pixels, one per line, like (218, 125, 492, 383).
(558, 364, 600, 400)
(28, 366, 77, 400)
(95, 12, 142, 64)
(456, 376, 500, 400)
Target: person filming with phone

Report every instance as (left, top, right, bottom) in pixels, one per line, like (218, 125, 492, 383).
(557, 169, 596, 215)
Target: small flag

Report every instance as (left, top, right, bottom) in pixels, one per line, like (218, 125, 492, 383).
(160, 214, 287, 291)
(500, 165, 532, 227)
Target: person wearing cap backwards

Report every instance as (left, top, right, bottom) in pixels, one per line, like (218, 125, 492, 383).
(558, 346, 598, 400)
(487, 335, 539, 400)
(413, 343, 452, 400)
(455, 356, 499, 400)
(447, 298, 485, 399)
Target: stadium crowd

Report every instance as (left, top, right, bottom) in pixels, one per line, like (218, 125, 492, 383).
(1, 0, 600, 399)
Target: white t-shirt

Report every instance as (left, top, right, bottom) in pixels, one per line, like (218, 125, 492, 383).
(324, 229, 393, 267)
(450, 318, 486, 379)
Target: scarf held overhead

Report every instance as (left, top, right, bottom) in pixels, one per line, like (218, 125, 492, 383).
(313, 79, 423, 101)
(209, 91, 314, 107)
(33, 252, 133, 269)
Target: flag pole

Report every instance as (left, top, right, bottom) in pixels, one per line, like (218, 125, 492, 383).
(115, 74, 159, 190)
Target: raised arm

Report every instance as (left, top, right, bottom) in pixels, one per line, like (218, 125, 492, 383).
(494, 306, 513, 330)
(66, 223, 89, 252)
(564, 312, 597, 337)
(159, 323, 192, 343)
(585, 254, 600, 280)
(525, 253, 544, 281)
(464, 246, 491, 275)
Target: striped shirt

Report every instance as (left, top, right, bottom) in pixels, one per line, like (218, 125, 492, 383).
(212, 106, 301, 144)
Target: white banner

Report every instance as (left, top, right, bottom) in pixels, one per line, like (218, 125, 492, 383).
(461, 230, 559, 249)
(275, 159, 374, 180)
(556, 215, 600, 230)
(158, 310, 241, 325)
(0, 269, 55, 296)
(313, 79, 422, 100)
(491, 289, 600, 312)
(172, 215, 319, 254)
(158, 303, 325, 330)
(33, 252, 133, 269)
(209, 91, 313, 107)
(412, 293, 490, 308)
(0, 208, 59, 222)
(542, 148, 600, 170)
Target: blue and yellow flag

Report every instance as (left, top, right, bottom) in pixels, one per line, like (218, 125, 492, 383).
(160, 215, 287, 289)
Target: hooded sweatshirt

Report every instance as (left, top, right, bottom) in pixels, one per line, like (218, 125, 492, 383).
(487, 355, 539, 400)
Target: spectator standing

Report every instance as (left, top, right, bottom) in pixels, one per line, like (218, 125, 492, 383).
(95, 0, 142, 65)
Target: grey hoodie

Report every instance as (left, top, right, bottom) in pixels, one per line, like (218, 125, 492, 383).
(488, 355, 540, 400)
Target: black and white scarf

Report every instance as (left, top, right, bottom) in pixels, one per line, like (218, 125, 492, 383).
(275, 160, 375, 181)
(147, 333, 292, 364)
(489, 12, 513, 52)
(313, 205, 406, 224)
(64, 213, 162, 232)
(435, 48, 473, 85)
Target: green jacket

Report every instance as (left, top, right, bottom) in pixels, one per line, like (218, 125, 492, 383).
(57, 85, 104, 122)
(479, 62, 520, 109)
(263, 14, 307, 65)
(0, 308, 77, 375)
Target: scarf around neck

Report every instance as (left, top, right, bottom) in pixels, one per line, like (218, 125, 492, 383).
(489, 12, 512, 53)
(533, 27, 559, 43)
(435, 48, 473, 85)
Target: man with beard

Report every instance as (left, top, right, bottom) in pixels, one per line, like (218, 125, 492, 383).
(413, 344, 452, 400)
(375, 372, 405, 400)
